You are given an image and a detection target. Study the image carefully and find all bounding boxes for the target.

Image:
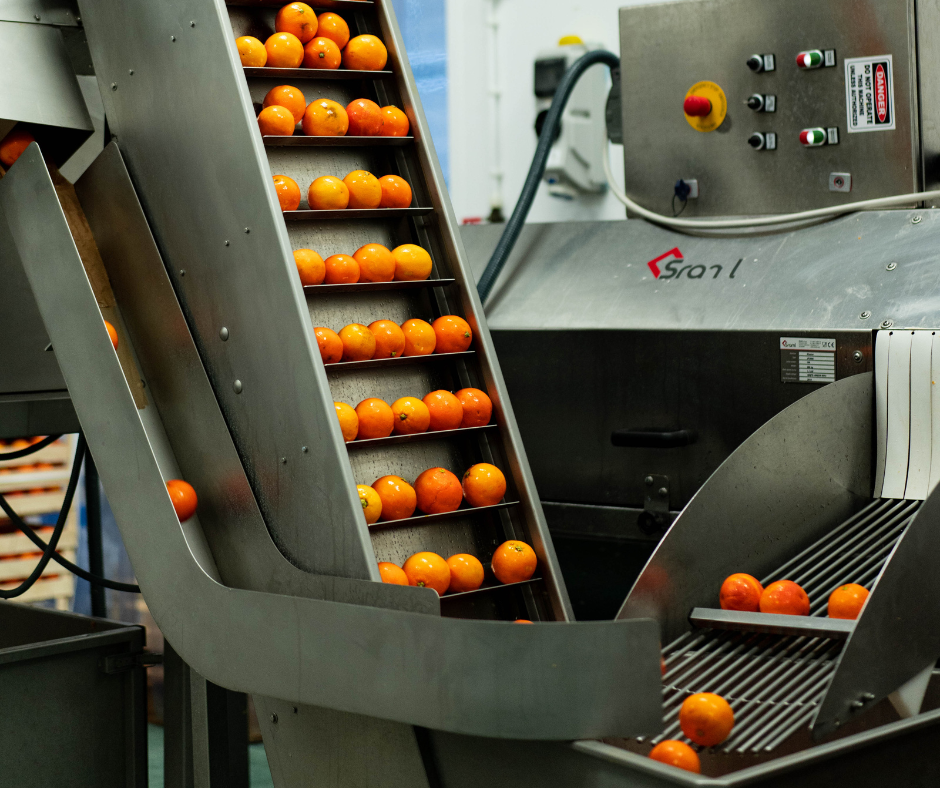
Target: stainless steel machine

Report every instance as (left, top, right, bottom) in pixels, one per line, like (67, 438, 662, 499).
(6, 0, 940, 785)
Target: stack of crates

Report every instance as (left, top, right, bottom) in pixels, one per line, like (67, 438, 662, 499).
(0, 435, 78, 608)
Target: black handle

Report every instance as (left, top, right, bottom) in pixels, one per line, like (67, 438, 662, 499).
(611, 429, 697, 448)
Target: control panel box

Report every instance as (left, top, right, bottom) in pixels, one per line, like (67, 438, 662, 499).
(618, 0, 918, 216)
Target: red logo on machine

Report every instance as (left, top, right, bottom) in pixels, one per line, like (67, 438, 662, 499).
(647, 248, 683, 278)
(875, 64, 888, 122)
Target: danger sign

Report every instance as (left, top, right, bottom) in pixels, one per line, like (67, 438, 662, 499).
(845, 55, 895, 132)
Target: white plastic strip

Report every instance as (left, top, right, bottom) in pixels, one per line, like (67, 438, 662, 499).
(882, 331, 913, 499)
(930, 333, 940, 495)
(905, 331, 933, 500)
(873, 331, 891, 497)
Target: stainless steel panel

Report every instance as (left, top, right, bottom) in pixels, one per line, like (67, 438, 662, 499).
(689, 608, 854, 639)
(75, 0, 380, 581)
(0, 390, 79, 439)
(0, 0, 79, 25)
(74, 142, 437, 615)
(917, 0, 940, 205)
(619, 0, 918, 216)
(5, 143, 664, 740)
(813, 483, 940, 736)
(0, 21, 92, 162)
(618, 372, 872, 644)
(460, 216, 940, 332)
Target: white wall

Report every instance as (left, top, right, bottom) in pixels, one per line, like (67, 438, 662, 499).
(446, 0, 649, 225)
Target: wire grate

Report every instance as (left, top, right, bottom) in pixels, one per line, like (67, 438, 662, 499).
(652, 498, 920, 754)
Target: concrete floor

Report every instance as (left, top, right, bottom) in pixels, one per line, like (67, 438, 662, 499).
(147, 724, 274, 786)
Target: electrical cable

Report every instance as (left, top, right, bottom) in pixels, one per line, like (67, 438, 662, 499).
(477, 49, 622, 302)
(0, 436, 141, 594)
(0, 434, 62, 461)
(602, 133, 940, 231)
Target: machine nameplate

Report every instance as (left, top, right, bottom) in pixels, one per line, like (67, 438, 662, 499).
(846, 55, 895, 133)
(780, 336, 836, 383)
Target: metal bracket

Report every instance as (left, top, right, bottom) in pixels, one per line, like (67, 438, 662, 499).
(101, 651, 163, 674)
(638, 474, 671, 535)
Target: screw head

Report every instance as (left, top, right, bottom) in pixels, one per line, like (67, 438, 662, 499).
(281, 457, 287, 464)
(179, 269, 186, 276)
(271, 713, 278, 723)
(886, 262, 897, 271)
(128, 69, 134, 75)
(224, 240, 230, 246)
(912, 215, 923, 224)
(852, 350, 864, 364)
(219, 327, 229, 341)
(111, 83, 117, 91)
(244, 227, 251, 234)
(34, 14, 40, 20)
(859, 310, 871, 320)
(190, 20, 196, 27)
(880, 319, 894, 329)
(233, 380, 243, 394)
(171, 35, 176, 42)
(644, 476, 654, 486)
(301, 446, 308, 453)
(658, 487, 668, 497)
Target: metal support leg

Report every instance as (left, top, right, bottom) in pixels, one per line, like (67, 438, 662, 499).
(84, 449, 106, 617)
(164, 641, 195, 788)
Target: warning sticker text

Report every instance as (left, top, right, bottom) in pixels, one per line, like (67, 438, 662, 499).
(845, 55, 895, 133)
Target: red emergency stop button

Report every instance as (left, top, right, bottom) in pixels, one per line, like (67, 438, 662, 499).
(684, 95, 712, 117)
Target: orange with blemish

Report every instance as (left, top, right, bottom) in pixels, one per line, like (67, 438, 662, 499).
(455, 388, 492, 427)
(719, 573, 764, 613)
(275, 2, 318, 43)
(400, 318, 436, 356)
(372, 475, 417, 520)
(423, 390, 463, 431)
(302, 98, 348, 136)
(339, 323, 376, 361)
(314, 327, 343, 364)
(368, 320, 406, 359)
(415, 467, 463, 514)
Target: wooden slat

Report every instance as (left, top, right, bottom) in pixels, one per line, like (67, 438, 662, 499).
(0, 440, 72, 468)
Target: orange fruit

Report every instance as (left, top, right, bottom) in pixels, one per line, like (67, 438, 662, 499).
(343, 34, 388, 71)
(463, 462, 506, 507)
(447, 553, 484, 592)
(719, 573, 763, 613)
(323, 253, 359, 284)
(515, 619, 533, 624)
(415, 467, 462, 514)
(314, 326, 343, 364)
(346, 98, 384, 136)
(679, 692, 734, 747)
(343, 170, 382, 208)
(0, 128, 35, 168)
(275, 2, 318, 43)
(308, 176, 349, 210)
(661, 656, 667, 676)
(491, 540, 536, 584)
(401, 318, 436, 356)
(378, 561, 407, 584)
(827, 583, 869, 620)
(760, 580, 810, 616)
(432, 315, 472, 353)
(263, 84, 306, 123)
(236, 35, 267, 67)
(334, 401, 359, 442)
(368, 320, 406, 359)
(302, 37, 341, 69)
(166, 479, 198, 521)
(403, 551, 450, 595)
(381, 106, 410, 136)
(293, 248, 325, 285)
(353, 243, 395, 282)
(378, 174, 412, 208)
(648, 741, 701, 774)
(265, 32, 304, 68)
(302, 98, 348, 136)
(273, 174, 301, 211)
(316, 12, 350, 49)
(372, 475, 417, 520)
(104, 320, 119, 350)
(391, 396, 431, 435)
(356, 398, 394, 439)
(359, 485, 382, 524)
(258, 105, 295, 136)
(391, 244, 433, 280)
(339, 323, 376, 361)
(423, 390, 463, 431)
(456, 388, 492, 427)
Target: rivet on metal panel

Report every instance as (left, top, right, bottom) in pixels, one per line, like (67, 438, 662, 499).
(224, 240, 230, 246)
(171, 36, 176, 42)
(644, 475, 654, 485)
(657, 487, 668, 497)
(281, 457, 287, 464)
(219, 327, 229, 341)
(862, 692, 875, 700)
(852, 351, 864, 364)
(301, 446, 308, 453)
(244, 227, 251, 234)
(912, 215, 922, 224)
(271, 713, 278, 724)
(129, 70, 134, 76)
(233, 380, 243, 394)
(851, 700, 864, 709)
(886, 262, 897, 271)
(190, 21, 196, 27)
(179, 269, 185, 277)
(33, 14, 40, 20)
(859, 311, 872, 320)
(111, 83, 117, 91)
(881, 319, 894, 329)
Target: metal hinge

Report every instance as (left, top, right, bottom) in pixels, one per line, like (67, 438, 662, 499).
(101, 651, 163, 674)
(638, 474, 674, 535)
